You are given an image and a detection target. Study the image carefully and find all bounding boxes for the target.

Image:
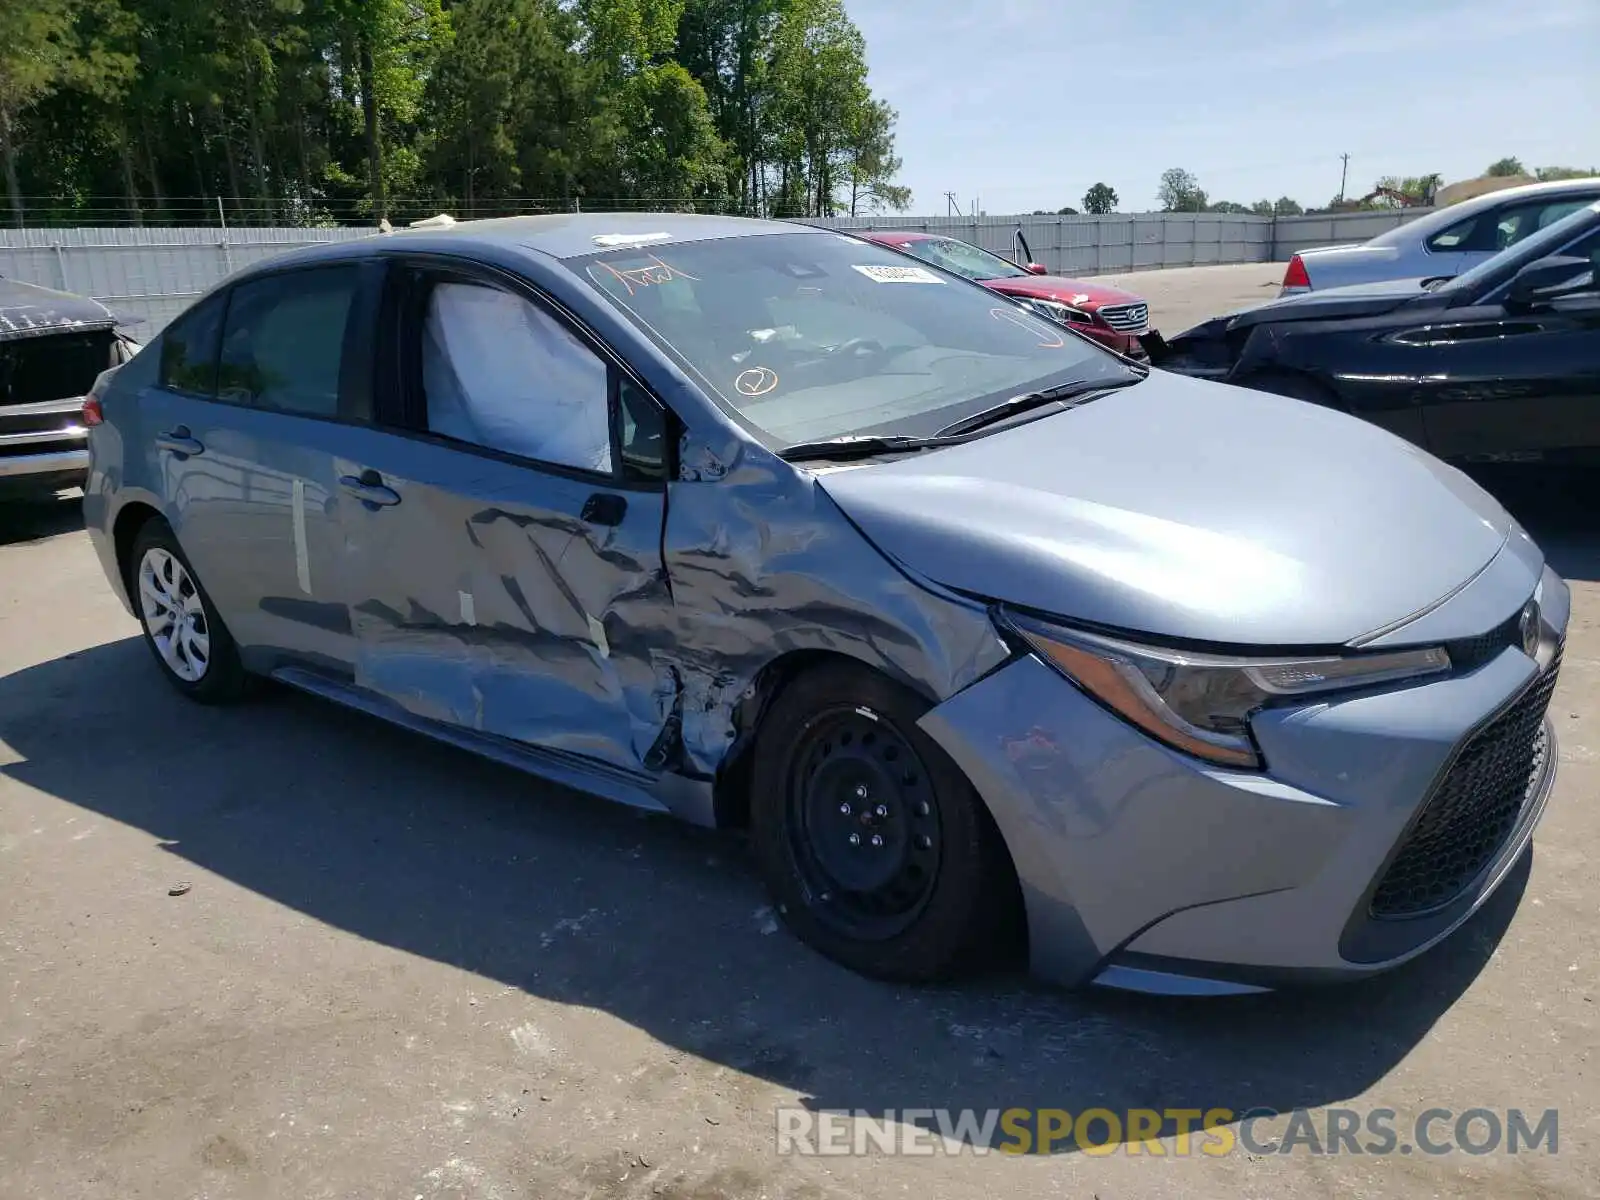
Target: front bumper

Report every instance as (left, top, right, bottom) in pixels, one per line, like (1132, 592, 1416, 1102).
(917, 565, 1570, 993)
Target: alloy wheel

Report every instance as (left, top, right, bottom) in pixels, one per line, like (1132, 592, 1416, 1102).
(137, 547, 211, 683)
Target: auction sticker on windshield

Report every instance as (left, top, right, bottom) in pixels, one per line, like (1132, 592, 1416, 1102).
(851, 264, 944, 284)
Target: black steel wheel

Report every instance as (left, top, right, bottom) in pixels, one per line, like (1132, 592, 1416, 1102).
(783, 706, 942, 941)
(750, 662, 1019, 982)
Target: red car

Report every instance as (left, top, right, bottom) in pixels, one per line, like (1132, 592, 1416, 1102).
(858, 231, 1151, 359)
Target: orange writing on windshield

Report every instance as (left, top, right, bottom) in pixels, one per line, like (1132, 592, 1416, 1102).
(590, 256, 701, 296)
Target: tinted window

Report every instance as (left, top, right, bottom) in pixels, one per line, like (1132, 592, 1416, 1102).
(420, 280, 614, 473)
(217, 267, 359, 417)
(158, 293, 226, 396)
(574, 231, 1130, 448)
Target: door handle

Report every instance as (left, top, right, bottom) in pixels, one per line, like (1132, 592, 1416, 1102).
(155, 426, 204, 456)
(581, 492, 627, 526)
(339, 470, 401, 508)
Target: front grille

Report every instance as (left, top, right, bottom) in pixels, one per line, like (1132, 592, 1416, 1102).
(1370, 646, 1562, 918)
(1445, 607, 1525, 672)
(1098, 302, 1149, 333)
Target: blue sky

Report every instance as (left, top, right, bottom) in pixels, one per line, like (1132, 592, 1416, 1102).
(846, 0, 1600, 215)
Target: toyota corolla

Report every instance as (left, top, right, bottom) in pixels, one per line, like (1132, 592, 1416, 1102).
(82, 214, 1567, 994)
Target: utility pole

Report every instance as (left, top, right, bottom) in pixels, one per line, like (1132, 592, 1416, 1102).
(944, 191, 963, 217)
(1338, 153, 1351, 203)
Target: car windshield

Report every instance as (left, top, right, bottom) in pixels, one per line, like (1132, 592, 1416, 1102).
(889, 236, 1031, 281)
(572, 231, 1133, 448)
(1443, 199, 1600, 298)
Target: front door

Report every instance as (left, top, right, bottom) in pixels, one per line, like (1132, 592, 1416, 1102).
(336, 261, 675, 774)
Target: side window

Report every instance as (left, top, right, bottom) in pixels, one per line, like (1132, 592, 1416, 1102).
(217, 267, 359, 417)
(1534, 199, 1593, 232)
(158, 293, 226, 396)
(420, 280, 613, 474)
(618, 377, 668, 481)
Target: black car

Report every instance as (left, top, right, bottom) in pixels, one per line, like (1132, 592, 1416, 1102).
(1, 276, 142, 500)
(1148, 200, 1600, 464)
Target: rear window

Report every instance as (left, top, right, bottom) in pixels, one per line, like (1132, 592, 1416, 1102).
(0, 330, 117, 406)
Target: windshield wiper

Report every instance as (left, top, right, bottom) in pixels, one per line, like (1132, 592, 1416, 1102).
(934, 377, 1136, 439)
(777, 434, 952, 463)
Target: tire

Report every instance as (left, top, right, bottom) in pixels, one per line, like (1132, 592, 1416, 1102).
(128, 518, 249, 703)
(748, 662, 1019, 982)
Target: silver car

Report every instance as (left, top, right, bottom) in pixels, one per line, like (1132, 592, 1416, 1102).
(81, 214, 1569, 995)
(1282, 178, 1600, 295)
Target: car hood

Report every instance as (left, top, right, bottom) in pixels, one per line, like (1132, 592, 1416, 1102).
(1174, 278, 1443, 340)
(982, 275, 1143, 308)
(817, 371, 1511, 647)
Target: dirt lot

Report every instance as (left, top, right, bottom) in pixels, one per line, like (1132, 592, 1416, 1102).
(3, 264, 1598, 1200)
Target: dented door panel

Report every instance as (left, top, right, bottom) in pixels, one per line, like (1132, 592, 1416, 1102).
(654, 429, 1015, 780)
(336, 429, 671, 773)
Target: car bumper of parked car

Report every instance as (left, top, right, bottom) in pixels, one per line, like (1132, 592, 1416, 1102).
(1077, 324, 1147, 360)
(0, 446, 89, 498)
(916, 570, 1569, 994)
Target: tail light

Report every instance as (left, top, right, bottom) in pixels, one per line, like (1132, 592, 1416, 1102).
(1282, 254, 1311, 290)
(82, 396, 104, 427)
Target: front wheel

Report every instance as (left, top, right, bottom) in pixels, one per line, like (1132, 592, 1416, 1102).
(749, 663, 1019, 982)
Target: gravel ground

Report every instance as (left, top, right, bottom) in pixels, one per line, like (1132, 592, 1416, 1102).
(2, 263, 1597, 1200)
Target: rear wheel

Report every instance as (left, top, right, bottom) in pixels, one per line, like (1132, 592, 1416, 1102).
(129, 519, 248, 703)
(749, 663, 1018, 982)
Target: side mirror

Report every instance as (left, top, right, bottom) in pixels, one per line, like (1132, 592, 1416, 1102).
(1506, 254, 1590, 308)
(1026, 263, 1048, 275)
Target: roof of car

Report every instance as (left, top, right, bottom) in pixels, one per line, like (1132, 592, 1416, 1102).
(0, 275, 124, 341)
(380, 211, 817, 260)
(857, 230, 941, 243)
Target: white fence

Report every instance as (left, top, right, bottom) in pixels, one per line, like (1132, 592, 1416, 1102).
(0, 209, 1429, 336)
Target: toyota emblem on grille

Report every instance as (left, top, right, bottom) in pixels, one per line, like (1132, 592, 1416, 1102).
(1519, 600, 1541, 659)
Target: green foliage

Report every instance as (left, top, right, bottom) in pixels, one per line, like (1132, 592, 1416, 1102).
(1081, 182, 1116, 214)
(1535, 165, 1598, 182)
(1485, 156, 1526, 178)
(5, 0, 905, 224)
(1157, 167, 1205, 212)
(1206, 199, 1249, 214)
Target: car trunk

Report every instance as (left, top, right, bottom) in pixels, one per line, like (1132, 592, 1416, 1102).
(0, 328, 120, 469)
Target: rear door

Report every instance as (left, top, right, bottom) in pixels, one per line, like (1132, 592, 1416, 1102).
(139, 262, 381, 666)
(335, 257, 676, 773)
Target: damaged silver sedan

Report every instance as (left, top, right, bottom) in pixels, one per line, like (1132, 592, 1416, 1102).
(82, 214, 1569, 994)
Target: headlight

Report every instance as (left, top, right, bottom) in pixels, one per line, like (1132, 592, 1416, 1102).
(1018, 297, 1091, 326)
(1004, 613, 1451, 769)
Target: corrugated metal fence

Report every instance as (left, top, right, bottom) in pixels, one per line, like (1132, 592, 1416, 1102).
(0, 209, 1426, 336)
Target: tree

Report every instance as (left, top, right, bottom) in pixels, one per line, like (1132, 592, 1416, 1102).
(1157, 166, 1205, 212)
(1273, 195, 1303, 216)
(1535, 165, 1598, 182)
(842, 96, 908, 215)
(1081, 181, 1116, 214)
(1207, 199, 1249, 214)
(2, 0, 906, 223)
(0, 1, 88, 224)
(1055, 204, 1077, 215)
(1485, 156, 1526, 177)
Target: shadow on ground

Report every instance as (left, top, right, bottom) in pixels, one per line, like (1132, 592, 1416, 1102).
(0, 634, 1531, 1154)
(0, 492, 84, 547)
(1466, 465, 1600, 582)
